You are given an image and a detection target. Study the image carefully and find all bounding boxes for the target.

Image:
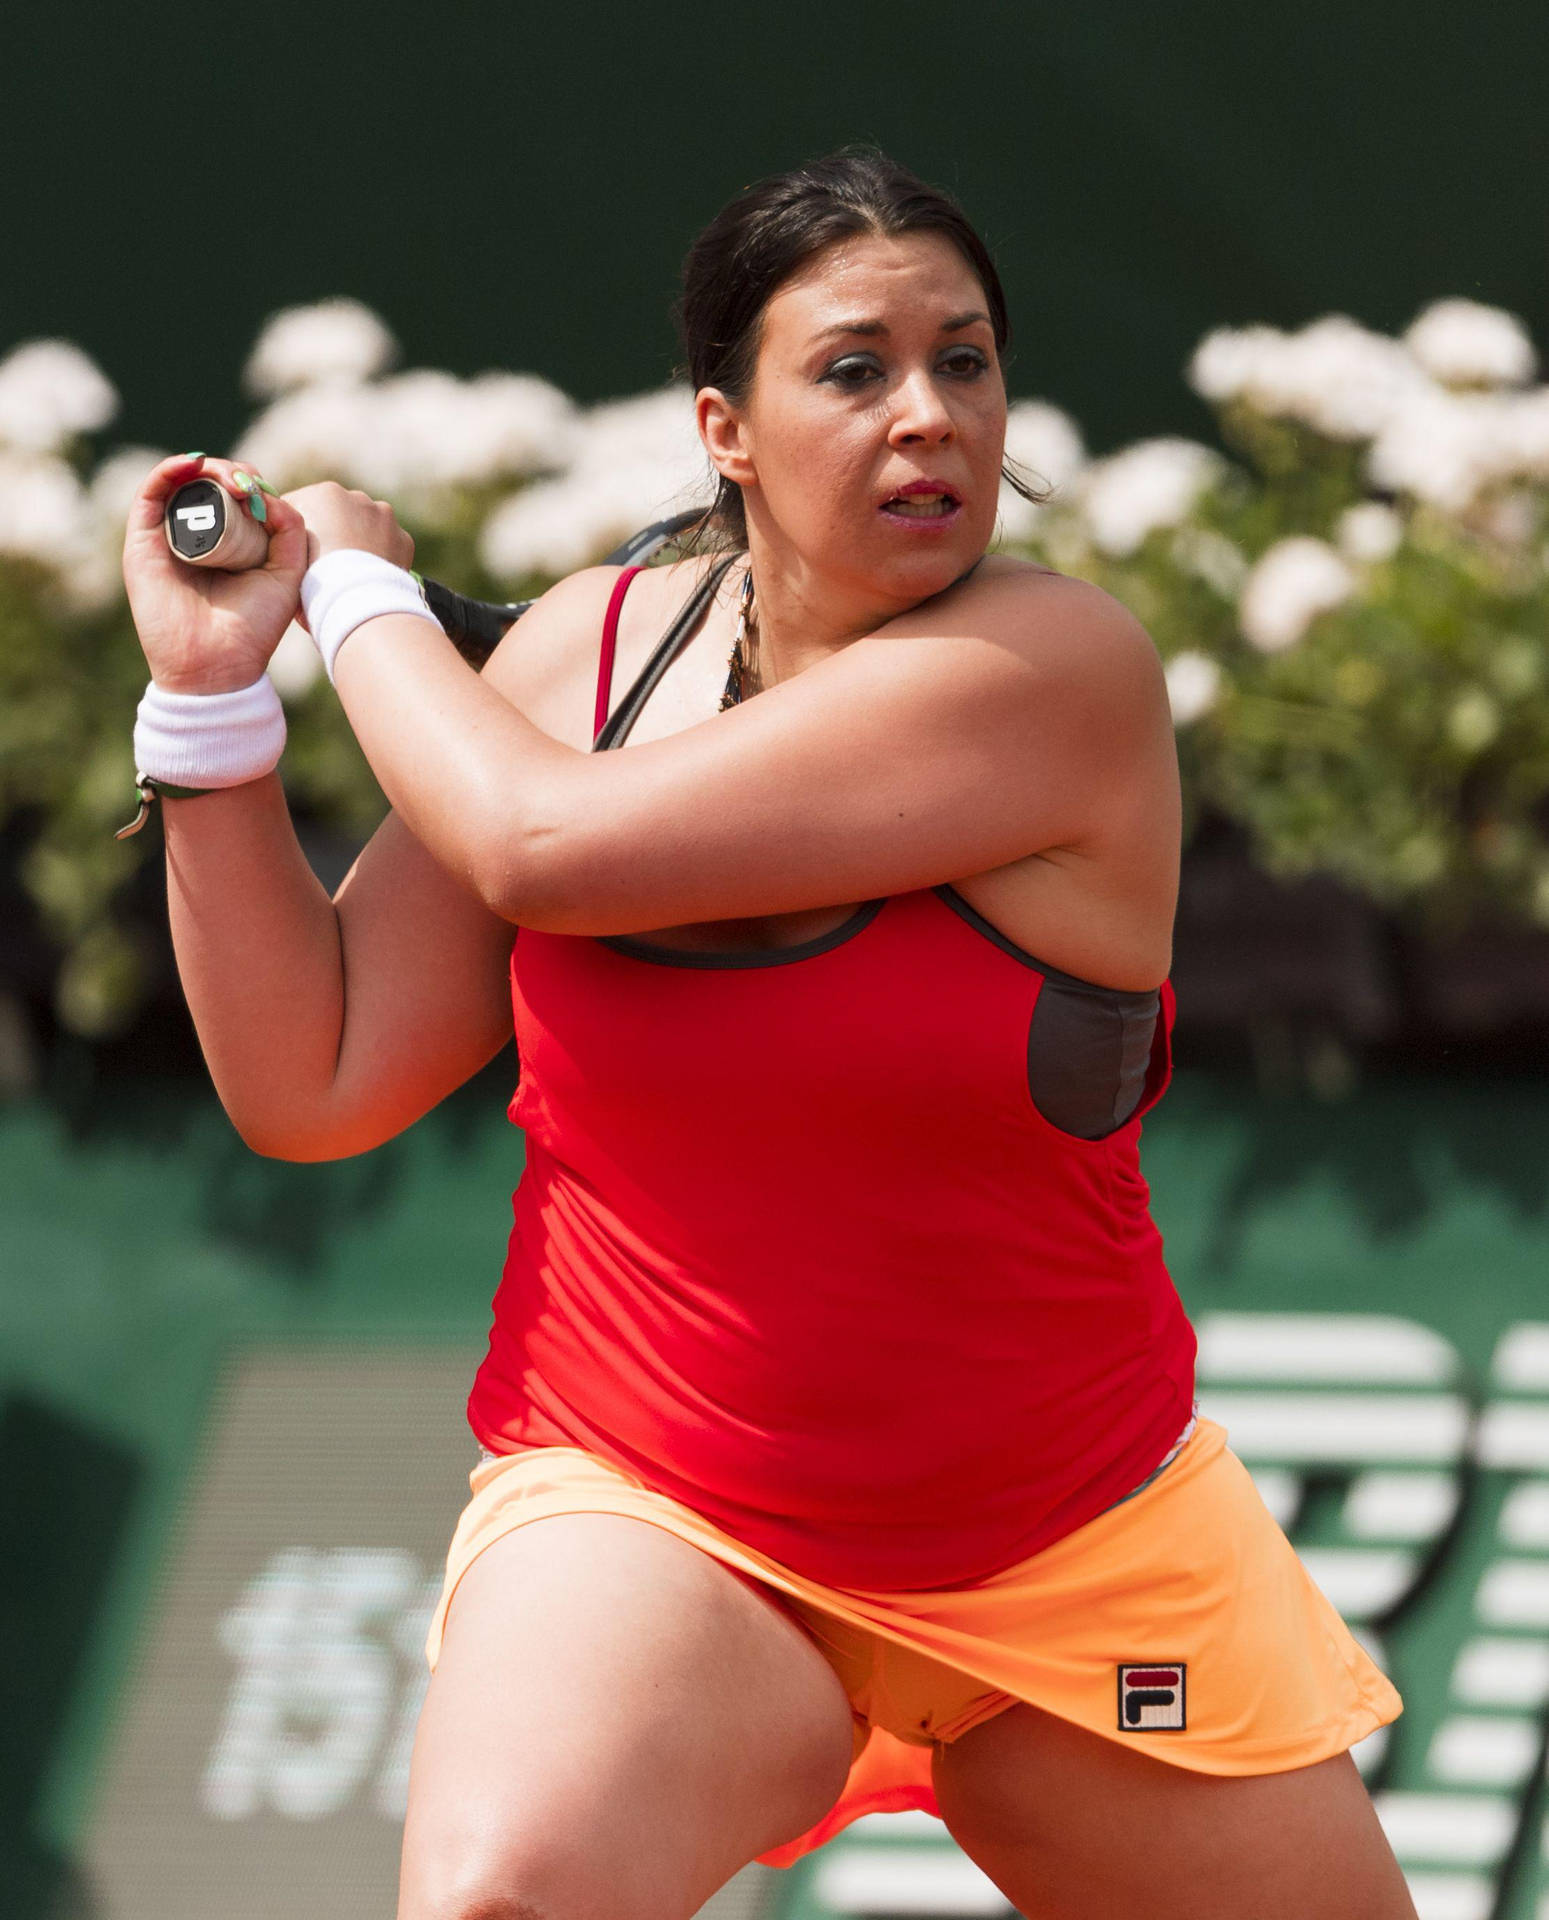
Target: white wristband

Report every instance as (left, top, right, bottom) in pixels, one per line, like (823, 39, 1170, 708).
(300, 549, 441, 682)
(133, 674, 287, 789)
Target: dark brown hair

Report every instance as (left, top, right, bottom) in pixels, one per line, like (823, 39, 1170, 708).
(676, 145, 1049, 548)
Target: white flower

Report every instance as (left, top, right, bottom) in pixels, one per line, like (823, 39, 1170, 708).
(464, 372, 577, 477)
(1238, 537, 1355, 652)
(1002, 399, 1086, 488)
(997, 399, 1085, 543)
(1365, 386, 1518, 510)
(1404, 299, 1536, 389)
(480, 385, 708, 581)
(479, 477, 610, 581)
(569, 386, 706, 497)
(347, 370, 470, 497)
(88, 445, 169, 525)
(1076, 438, 1223, 557)
(268, 622, 324, 701)
(1502, 389, 1549, 480)
(0, 341, 118, 453)
(1336, 501, 1404, 564)
(0, 450, 93, 568)
(49, 445, 173, 614)
(233, 382, 376, 488)
(336, 370, 573, 505)
(1188, 325, 1285, 404)
(1164, 650, 1222, 726)
(234, 368, 576, 519)
(242, 298, 397, 398)
(1189, 317, 1428, 442)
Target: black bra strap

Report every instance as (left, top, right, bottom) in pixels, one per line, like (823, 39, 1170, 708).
(593, 553, 742, 751)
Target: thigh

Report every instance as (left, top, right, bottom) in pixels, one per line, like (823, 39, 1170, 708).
(931, 1702, 1417, 1920)
(399, 1513, 857, 1920)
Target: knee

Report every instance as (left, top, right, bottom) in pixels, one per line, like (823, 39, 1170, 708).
(399, 1860, 549, 1920)
(400, 1836, 666, 1920)
(402, 1880, 550, 1920)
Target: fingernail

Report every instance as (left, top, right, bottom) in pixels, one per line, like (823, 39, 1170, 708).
(178, 450, 206, 462)
(253, 475, 279, 497)
(245, 490, 269, 523)
(231, 470, 254, 494)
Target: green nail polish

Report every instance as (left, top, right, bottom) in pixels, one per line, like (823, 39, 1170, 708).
(246, 491, 268, 524)
(179, 450, 206, 460)
(231, 470, 254, 493)
(253, 475, 279, 497)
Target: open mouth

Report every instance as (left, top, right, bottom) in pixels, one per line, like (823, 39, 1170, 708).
(881, 488, 961, 520)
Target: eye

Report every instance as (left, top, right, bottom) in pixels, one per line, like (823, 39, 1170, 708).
(820, 353, 883, 389)
(939, 346, 990, 379)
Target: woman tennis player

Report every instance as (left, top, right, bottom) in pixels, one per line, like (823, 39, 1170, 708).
(122, 150, 1415, 1919)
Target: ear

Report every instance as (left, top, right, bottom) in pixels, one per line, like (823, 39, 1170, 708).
(696, 387, 757, 488)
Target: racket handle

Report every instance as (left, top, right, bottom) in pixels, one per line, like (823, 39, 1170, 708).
(158, 496, 710, 664)
(164, 477, 269, 570)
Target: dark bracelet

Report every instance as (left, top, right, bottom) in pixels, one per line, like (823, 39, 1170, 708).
(114, 775, 216, 841)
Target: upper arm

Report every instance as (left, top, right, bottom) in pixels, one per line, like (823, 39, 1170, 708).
(525, 570, 1178, 934)
(309, 812, 516, 1154)
(312, 565, 625, 1151)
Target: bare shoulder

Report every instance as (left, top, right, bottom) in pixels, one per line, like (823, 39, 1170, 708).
(477, 554, 728, 745)
(478, 563, 625, 716)
(952, 556, 1158, 661)
(880, 555, 1167, 724)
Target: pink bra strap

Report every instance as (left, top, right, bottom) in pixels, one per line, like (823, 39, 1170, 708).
(594, 565, 646, 743)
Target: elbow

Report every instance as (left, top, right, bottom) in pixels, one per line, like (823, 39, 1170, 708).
(231, 1116, 351, 1163)
(227, 1100, 381, 1163)
(466, 794, 578, 931)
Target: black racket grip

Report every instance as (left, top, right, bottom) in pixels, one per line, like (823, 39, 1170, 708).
(419, 580, 534, 664)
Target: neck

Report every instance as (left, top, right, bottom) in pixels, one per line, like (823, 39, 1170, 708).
(739, 538, 903, 690)
(740, 526, 989, 689)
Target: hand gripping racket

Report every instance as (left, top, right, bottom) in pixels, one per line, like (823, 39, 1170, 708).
(162, 477, 708, 664)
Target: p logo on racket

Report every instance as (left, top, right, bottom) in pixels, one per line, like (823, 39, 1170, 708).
(165, 479, 228, 559)
(1118, 1662, 1187, 1731)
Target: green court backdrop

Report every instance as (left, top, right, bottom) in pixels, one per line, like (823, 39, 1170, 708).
(4, 1061, 1549, 1916)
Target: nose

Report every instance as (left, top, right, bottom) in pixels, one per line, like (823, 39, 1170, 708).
(887, 366, 955, 448)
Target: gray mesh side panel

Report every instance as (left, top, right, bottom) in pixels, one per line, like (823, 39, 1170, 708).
(1026, 981, 1161, 1140)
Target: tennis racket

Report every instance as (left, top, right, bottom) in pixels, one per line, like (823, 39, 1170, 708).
(161, 476, 708, 665)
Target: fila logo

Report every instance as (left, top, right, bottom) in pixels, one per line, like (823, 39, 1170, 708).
(1118, 1663, 1187, 1731)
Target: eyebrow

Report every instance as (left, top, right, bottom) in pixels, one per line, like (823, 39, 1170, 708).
(811, 309, 991, 344)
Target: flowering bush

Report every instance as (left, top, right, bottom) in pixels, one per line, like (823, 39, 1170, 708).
(2, 295, 1547, 1037)
(1021, 301, 1549, 930)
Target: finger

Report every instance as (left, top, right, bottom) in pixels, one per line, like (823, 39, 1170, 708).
(124, 451, 211, 535)
(125, 453, 258, 560)
(258, 491, 311, 580)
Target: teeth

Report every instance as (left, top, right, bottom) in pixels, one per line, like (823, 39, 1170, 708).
(887, 494, 954, 517)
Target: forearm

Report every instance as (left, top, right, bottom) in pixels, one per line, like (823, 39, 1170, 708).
(163, 774, 350, 1155)
(332, 614, 581, 920)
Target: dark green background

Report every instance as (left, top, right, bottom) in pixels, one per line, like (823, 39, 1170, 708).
(6, 5, 1545, 458)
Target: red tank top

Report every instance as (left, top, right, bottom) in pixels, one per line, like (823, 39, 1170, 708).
(467, 568, 1197, 1590)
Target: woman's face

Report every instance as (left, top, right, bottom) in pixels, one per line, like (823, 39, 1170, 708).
(700, 228, 1008, 610)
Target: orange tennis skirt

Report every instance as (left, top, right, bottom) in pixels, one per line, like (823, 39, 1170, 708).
(426, 1413, 1401, 1869)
